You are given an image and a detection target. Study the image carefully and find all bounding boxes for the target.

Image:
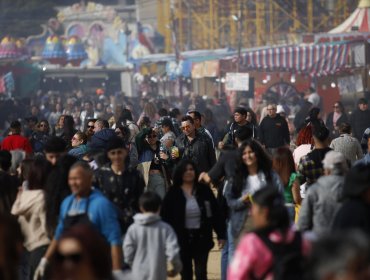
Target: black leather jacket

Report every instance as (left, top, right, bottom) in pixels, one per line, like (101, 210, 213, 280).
(174, 132, 216, 173)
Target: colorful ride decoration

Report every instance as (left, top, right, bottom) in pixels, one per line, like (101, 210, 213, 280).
(66, 36, 87, 66)
(15, 39, 29, 59)
(0, 36, 22, 60)
(42, 35, 67, 65)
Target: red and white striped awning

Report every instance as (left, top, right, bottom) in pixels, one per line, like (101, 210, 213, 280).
(241, 43, 350, 77)
(330, 0, 370, 33)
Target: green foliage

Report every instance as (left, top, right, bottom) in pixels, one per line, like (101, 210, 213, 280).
(0, 0, 57, 38)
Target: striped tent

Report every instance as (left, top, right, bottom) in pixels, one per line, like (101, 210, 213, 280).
(330, 0, 370, 33)
(241, 42, 350, 77)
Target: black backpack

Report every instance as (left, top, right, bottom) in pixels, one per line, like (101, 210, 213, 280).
(252, 231, 304, 280)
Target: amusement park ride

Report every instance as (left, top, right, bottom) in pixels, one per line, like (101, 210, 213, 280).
(158, 0, 357, 52)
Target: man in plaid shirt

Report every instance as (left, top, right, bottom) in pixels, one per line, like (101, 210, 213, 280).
(298, 125, 331, 187)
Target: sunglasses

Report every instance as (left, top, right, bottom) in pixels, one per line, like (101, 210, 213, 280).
(87, 125, 94, 129)
(147, 134, 157, 138)
(55, 252, 83, 264)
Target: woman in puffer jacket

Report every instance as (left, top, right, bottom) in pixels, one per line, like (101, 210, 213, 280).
(11, 157, 51, 279)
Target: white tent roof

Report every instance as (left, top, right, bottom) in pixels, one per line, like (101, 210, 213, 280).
(330, 0, 370, 33)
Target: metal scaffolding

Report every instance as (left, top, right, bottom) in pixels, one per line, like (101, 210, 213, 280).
(157, 0, 357, 53)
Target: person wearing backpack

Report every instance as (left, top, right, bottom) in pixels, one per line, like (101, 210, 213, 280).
(228, 187, 310, 280)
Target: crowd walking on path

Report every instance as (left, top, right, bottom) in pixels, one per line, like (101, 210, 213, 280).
(0, 90, 370, 280)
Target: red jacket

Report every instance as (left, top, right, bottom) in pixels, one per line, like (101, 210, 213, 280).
(1, 134, 33, 154)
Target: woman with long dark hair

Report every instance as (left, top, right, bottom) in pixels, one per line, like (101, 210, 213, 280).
(272, 147, 302, 222)
(228, 187, 309, 280)
(52, 114, 65, 138)
(224, 139, 283, 258)
(11, 157, 52, 279)
(161, 159, 226, 280)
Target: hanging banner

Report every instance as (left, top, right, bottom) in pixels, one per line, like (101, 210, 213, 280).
(225, 72, 250, 91)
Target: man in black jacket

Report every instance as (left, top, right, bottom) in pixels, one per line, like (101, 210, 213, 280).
(219, 107, 250, 149)
(350, 98, 370, 141)
(259, 103, 290, 154)
(173, 116, 216, 173)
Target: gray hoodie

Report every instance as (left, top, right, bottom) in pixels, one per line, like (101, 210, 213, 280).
(298, 175, 344, 236)
(123, 213, 182, 280)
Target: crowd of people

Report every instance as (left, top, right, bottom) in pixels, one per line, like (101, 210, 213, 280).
(0, 88, 370, 280)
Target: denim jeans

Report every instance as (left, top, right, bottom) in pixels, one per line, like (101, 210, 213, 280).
(221, 219, 238, 280)
(227, 221, 235, 264)
(221, 238, 228, 280)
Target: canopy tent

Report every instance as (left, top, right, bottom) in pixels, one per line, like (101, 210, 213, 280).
(330, 0, 370, 33)
(240, 42, 358, 77)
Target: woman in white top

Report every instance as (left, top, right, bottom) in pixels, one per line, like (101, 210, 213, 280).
(224, 139, 283, 259)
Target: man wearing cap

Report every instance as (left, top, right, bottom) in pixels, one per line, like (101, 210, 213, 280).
(1, 121, 32, 155)
(94, 137, 145, 233)
(298, 151, 348, 236)
(219, 107, 250, 149)
(350, 98, 370, 141)
(259, 103, 290, 154)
